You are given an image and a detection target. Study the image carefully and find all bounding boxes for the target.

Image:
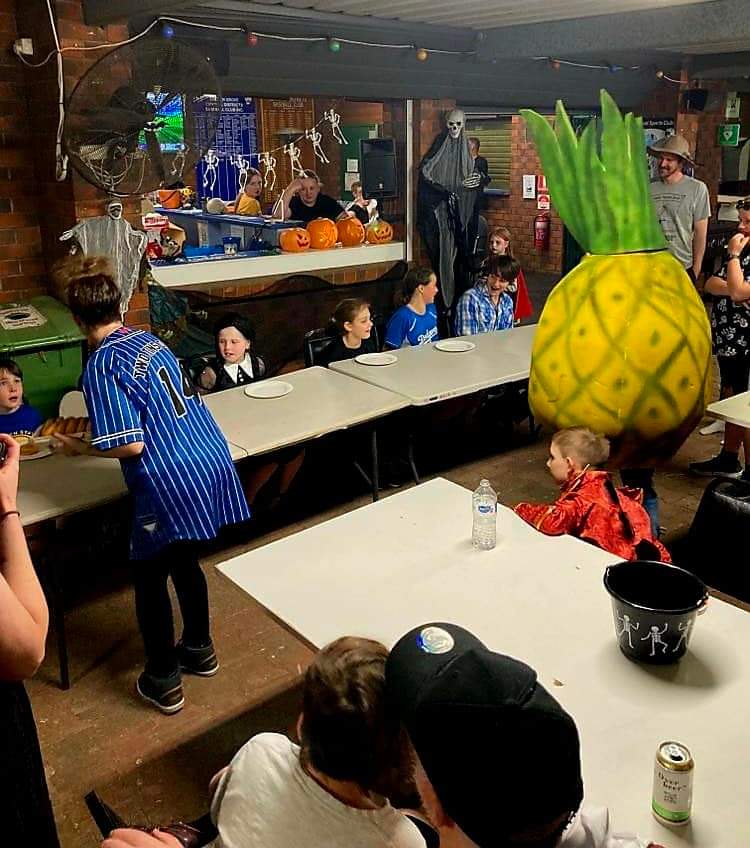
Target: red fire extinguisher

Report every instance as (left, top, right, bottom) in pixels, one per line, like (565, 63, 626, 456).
(534, 212, 550, 253)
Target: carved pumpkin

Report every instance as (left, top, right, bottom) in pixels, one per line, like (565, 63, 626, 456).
(336, 216, 365, 247)
(366, 219, 394, 244)
(279, 227, 311, 252)
(306, 218, 338, 249)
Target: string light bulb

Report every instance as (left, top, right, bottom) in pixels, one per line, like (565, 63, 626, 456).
(416, 47, 428, 62)
(246, 32, 259, 48)
(327, 37, 341, 53)
(550, 58, 561, 71)
(161, 23, 175, 39)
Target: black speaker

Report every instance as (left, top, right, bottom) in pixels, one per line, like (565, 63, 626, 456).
(360, 138, 397, 198)
(682, 88, 708, 112)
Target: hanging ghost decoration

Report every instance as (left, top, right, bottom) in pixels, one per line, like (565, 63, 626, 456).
(417, 108, 483, 309)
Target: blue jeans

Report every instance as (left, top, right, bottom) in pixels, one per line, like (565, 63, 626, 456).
(620, 468, 659, 538)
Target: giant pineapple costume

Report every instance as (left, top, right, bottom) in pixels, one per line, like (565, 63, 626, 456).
(520, 91, 711, 466)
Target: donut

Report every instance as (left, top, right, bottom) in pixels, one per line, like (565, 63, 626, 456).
(20, 438, 38, 456)
(64, 417, 79, 435)
(40, 418, 57, 437)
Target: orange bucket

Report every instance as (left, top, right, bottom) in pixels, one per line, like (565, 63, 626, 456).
(157, 189, 182, 209)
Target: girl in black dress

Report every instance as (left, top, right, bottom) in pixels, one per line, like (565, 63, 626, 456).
(198, 313, 267, 393)
(198, 314, 303, 509)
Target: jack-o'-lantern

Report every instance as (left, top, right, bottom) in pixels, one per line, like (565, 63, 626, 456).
(306, 218, 338, 249)
(336, 216, 365, 247)
(365, 219, 394, 244)
(279, 227, 311, 252)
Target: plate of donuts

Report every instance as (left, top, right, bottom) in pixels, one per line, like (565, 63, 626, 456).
(14, 434, 53, 461)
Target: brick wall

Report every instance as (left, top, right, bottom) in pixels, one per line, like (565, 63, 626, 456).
(483, 116, 562, 274)
(9, 0, 147, 327)
(0, 0, 46, 303)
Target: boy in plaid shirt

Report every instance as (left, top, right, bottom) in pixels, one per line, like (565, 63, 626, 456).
(454, 255, 518, 336)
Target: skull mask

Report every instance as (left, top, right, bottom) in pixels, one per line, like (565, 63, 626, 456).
(446, 109, 465, 140)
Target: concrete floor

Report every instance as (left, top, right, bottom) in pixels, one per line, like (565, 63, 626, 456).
(24, 273, 739, 847)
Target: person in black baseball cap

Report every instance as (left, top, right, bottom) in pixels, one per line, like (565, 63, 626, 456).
(386, 623, 660, 848)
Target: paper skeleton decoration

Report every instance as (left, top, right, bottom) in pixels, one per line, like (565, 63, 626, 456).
(259, 151, 277, 194)
(202, 149, 219, 196)
(417, 108, 483, 307)
(284, 142, 305, 177)
(324, 109, 348, 145)
(233, 154, 252, 193)
(306, 127, 330, 164)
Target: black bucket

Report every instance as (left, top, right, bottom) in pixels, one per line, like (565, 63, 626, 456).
(603, 561, 708, 664)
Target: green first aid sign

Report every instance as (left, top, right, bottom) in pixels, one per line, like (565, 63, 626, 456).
(718, 124, 740, 146)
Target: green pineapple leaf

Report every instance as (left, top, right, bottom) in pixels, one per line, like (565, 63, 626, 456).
(520, 89, 667, 255)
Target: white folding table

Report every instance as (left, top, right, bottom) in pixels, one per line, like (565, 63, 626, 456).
(204, 366, 410, 499)
(329, 325, 536, 405)
(707, 390, 750, 428)
(17, 438, 247, 689)
(218, 477, 750, 847)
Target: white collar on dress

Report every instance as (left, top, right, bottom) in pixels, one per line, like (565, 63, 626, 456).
(223, 354, 254, 382)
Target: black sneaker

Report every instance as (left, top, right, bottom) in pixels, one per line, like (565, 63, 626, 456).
(136, 671, 184, 714)
(177, 640, 219, 677)
(689, 454, 742, 478)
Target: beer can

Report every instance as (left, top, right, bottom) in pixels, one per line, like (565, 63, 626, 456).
(652, 741, 693, 825)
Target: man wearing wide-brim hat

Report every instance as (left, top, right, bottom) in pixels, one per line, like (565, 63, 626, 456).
(647, 134, 710, 284)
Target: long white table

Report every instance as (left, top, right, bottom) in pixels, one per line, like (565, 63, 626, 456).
(707, 390, 750, 428)
(218, 477, 750, 847)
(18, 441, 247, 528)
(18, 453, 128, 528)
(329, 325, 535, 405)
(204, 366, 410, 501)
(204, 366, 409, 457)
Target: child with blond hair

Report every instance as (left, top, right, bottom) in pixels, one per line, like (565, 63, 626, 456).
(514, 427, 670, 562)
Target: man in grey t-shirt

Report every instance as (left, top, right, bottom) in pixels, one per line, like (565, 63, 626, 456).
(648, 134, 710, 282)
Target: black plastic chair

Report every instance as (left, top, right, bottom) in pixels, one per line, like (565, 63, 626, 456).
(683, 477, 750, 602)
(304, 324, 382, 367)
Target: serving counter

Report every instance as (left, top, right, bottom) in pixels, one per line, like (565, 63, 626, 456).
(150, 241, 407, 288)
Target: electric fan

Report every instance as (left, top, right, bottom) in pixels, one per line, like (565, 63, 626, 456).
(63, 37, 222, 196)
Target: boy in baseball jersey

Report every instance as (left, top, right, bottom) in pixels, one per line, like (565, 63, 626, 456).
(55, 257, 250, 714)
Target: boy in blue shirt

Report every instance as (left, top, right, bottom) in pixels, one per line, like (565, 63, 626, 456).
(54, 257, 250, 714)
(0, 358, 42, 437)
(385, 267, 440, 349)
(454, 255, 518, 336)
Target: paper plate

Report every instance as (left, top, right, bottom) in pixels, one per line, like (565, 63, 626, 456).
(19, 445, 53, 461)
(354, 352, 398, 366)
(435, 339, 476, 353)
(244, 381, 293, 399)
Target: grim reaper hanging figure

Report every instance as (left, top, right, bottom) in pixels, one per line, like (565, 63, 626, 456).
(418, 109, 482, 309)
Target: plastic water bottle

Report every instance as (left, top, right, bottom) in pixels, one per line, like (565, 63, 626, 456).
(472, 478, 497, 550)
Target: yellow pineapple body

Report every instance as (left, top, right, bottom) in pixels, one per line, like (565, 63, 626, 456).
(529, 250, 712, 465)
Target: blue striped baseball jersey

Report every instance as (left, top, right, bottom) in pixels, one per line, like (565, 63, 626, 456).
(82, 327, 250, 559)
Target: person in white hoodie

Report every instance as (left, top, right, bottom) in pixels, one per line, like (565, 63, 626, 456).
(385, 623, 664, 848)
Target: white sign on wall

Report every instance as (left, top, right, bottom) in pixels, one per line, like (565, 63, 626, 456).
(726, 92, 741, 120)
(522, 174, 536, 199)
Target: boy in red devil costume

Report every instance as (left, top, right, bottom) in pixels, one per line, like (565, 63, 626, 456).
(515, 427, 671, 563)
